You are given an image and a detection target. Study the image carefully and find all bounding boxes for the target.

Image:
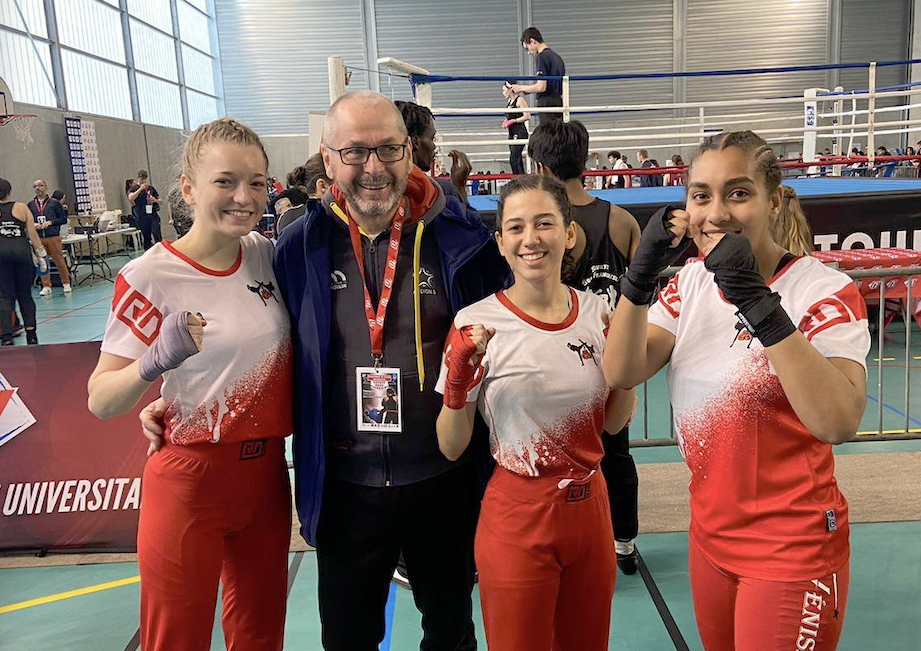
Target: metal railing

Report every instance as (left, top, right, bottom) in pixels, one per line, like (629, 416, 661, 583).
(634, 265, 920, 446)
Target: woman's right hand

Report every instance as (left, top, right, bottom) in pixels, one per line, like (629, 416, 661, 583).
(442, 324, 495, 409)
(619, 206, 697, 306)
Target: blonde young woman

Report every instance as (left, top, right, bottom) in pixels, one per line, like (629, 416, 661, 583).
(88, 119, 292, 650)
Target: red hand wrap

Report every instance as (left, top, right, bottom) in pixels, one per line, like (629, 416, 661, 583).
(442, 325, 485, 410)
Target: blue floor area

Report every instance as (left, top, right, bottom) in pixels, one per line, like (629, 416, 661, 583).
(468, 177, 921, 212)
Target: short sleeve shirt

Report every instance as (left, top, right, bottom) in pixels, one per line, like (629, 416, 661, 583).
(536, 47, 565, 99)
(101, 232, 293, 446)
(436, 289, 610, 479)
(648, 256, 870, 580)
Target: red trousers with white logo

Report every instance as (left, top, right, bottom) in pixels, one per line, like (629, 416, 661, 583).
(137, 437, 291, 651)
(689, 538, 849, 651)
(475, 466, 617, 651)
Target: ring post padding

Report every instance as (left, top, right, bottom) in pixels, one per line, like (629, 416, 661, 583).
(867, 62, 877, 165)
(563, 75, 570, 123)
(803, 88, 818, 164)
(328, 57, 346, 103)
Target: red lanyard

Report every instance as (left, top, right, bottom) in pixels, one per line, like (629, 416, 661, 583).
(343, 200, 406, 364)
(33, 197, 47, 214)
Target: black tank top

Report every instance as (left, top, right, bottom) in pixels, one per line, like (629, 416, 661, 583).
(0, 201, 28, 241)
(505, 97, 528, 138)
(562, 198, 628, 310)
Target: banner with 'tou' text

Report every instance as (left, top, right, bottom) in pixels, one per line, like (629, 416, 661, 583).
(0, 342, 158, 554)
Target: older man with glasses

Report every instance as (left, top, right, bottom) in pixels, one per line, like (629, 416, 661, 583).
(274, 90, 510, 651)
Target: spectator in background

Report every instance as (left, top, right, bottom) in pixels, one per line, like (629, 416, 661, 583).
(665, 154, 685, 186)
(608, 150, 630, 189)
(167, 181, 194, 238)
(635, 150, 663, 187)
(271, 187, 309, 234)
(501, 81, 530, 175)
(1, 178, 48, 345)
(124, 180, 137, 227)
(395, 100, 474, 208)
(275, 153, 332, 234)
(29, 179, 71, 295)
(513, 27, 565, 125)
(51, 190, 69, 214)
(128, 170, 162, 249)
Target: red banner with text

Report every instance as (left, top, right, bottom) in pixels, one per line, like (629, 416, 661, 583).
(0, 342, 159, 553)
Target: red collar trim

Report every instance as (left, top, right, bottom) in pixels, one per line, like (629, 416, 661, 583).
(161, 239, 243, 276)
(496, 287, 579, 331)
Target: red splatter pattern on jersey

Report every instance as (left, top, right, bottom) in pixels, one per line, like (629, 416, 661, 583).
(491, 386, 608, 478)
(675, 350, 849, 580)
(164, 336, 293, 445)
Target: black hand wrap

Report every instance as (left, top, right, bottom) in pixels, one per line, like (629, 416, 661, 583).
(704, 234, 796, 348)
(619, 205, 691, 306)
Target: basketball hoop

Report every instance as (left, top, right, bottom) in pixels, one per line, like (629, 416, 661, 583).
(0, 113, 36, 148)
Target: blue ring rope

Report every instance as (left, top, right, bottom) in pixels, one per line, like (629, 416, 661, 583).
(410, 58, 921, 85)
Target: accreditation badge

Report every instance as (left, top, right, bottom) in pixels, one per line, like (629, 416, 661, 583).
(356, 367, 402, 433)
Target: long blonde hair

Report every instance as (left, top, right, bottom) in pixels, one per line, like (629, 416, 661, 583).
(689, 131, 813, 256)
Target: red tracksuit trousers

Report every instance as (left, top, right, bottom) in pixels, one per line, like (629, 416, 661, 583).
(137, 437, 291, 651)
(689, 537, 849, 651)
(475, 467, 617, 651)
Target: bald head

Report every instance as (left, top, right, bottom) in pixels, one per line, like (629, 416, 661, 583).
(32, 179, 47, 198)
(322, 91, 408, 145)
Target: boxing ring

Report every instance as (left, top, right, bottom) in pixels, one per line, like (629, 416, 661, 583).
(326, 56, 921, 443)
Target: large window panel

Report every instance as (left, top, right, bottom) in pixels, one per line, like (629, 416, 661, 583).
(181, 44, 214, 95)
(186, 88, 218, 129)
(178, 2, 211, 52)
(127, 0, 172, 34)
(0, 0, 47, 39)
(56, 0, 125, 64)
(0, 31, 56, 108)
(61, 50, 131, 119)
(137, 73, 183, 128)
(131, 19, 178, 82)
(184, 0, 210, 16)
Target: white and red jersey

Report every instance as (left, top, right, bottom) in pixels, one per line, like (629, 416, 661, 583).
(436, 288, 611, 479)
(102, 232, 292, 446)
(648, 255, 870, 580)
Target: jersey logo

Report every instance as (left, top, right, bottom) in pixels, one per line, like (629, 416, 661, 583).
(657, 273, 681, 318)
(419, 266, 437, 295)
(116, 290, 163, 346)
(797, 285, 867, 342)
(566, 339, 598, 366)
(247, 280, 279, 306)
(331, 270, 347, 291)
(239, 439, 267, 460)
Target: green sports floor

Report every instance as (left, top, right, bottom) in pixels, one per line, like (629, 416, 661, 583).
(1, 259, 919, 651)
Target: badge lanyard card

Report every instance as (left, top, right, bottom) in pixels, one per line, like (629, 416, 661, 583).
(332, 200, 407, 434)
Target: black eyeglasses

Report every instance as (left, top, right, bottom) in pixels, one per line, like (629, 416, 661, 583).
(324, 139, 409, 165)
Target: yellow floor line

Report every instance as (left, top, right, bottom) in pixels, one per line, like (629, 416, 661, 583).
(873, 357, 897, 362)
(856, 429, 921, 435)
(0, 575, 139, 615)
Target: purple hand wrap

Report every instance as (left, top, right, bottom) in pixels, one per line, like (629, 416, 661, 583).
(138, 311, 200, 382)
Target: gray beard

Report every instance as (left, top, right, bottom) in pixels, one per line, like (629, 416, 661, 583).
(341, 176, 408, 235)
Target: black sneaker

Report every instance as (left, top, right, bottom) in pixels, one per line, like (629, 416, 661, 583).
(615, 540, 639, 575)
(25, 330, 38, 346)
(616, 549, 638, 575)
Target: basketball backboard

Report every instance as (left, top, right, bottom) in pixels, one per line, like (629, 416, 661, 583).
(0, 76, 15, 116)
